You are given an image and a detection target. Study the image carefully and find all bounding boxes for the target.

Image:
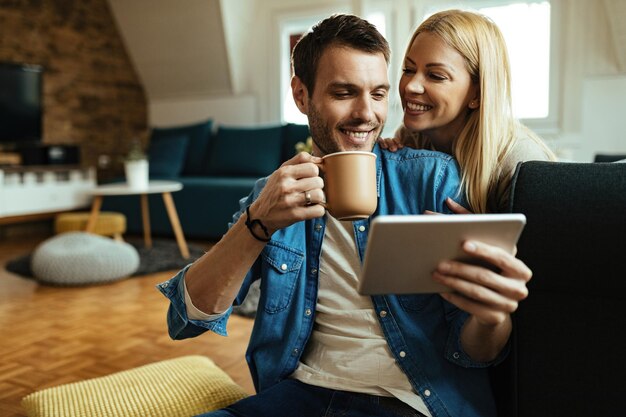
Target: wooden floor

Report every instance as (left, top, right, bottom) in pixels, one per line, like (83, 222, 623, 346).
(0, 232, 255, 417)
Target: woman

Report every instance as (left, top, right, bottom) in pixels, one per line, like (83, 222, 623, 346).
(381, 9, 556, 213)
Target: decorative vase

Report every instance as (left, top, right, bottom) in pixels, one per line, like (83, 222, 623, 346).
(124, 159, 149, 190)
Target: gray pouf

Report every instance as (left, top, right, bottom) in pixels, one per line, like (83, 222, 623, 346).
(31, 232, 140, 285)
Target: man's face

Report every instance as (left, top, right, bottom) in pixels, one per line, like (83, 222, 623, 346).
(293, 46, 389, 156)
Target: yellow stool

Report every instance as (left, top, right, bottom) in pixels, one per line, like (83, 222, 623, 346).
(55, 211, 126, 241)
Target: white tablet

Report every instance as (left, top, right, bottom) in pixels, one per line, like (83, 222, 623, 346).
(358, 214, 526, 295)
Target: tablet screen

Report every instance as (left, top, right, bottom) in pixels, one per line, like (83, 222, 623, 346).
(358, 214, 526, 295)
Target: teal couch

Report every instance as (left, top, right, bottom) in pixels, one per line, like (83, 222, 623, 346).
(102, 120, 310, 240)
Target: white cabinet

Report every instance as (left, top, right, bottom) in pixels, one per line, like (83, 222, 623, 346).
(0, 167, 96, 218)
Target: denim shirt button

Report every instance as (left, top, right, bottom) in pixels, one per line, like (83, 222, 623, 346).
(161, 282, 169, 288)
(453, 352, 460, 359)
(292, 348, 299, 356)
(310, 268, 318, 275)
(305, 308, 312, 316)
(358, 225, 366, 232)
(379, 310, 387, 318)
(280, 263, 288, 271)
(399, 351, 406, 358)
(424, 389, 431, 397)
(315, 224, 322, 231)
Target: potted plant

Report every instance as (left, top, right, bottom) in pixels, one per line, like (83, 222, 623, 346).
(124, 138, 149, 190)
(295, 136, 313, 154)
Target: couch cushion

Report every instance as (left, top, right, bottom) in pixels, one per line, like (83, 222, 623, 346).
(148, 134, 189, 177)
(205, 125, 283, 177)
(21, 355, 248, 417)
(282, 123, 310, 162)
(150, 119, 213, 175)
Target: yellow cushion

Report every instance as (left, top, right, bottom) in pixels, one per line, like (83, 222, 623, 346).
(21, 355, 248, 417)
(55, 212, 126, 237)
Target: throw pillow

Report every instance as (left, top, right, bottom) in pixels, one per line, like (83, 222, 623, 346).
(204, 125, 283, 177)
(21, 355, 248, 417)
(150, 119, 213, 175)
(148, 134, 189, 178)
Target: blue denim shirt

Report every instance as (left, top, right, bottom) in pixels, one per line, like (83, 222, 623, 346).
(158, 145, 502, 417)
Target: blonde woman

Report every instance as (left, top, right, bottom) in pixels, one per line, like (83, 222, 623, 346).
(381, 9, 556, 213)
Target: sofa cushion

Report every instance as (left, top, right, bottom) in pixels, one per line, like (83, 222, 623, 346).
(150, 119, 213, 175)
(21, 355, 248, 417)
(205, 125, 283, 177)
(148, 134, 189, 177)
(282, 123, 310, 162)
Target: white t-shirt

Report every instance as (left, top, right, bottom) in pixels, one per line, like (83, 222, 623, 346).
(290, 215, 431, 417)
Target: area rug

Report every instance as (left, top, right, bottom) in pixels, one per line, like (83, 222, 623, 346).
(4, 237, 259, 317)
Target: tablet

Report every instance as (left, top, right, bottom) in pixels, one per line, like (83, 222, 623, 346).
(358, 214, 526, 295)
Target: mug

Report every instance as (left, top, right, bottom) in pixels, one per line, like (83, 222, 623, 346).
(322, 151, 377, 220)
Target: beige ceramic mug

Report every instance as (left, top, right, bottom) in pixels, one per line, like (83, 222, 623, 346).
(322, 151, 377, 220)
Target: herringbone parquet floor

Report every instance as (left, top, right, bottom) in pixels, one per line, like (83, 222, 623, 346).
(0, 233, 255, 417)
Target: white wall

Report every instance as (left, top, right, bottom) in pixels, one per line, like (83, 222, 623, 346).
(573, 75, 626, 161)
(149, 95, 258, 128)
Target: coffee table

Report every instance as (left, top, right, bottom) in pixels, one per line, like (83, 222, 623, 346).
(86, 181, 190, 259)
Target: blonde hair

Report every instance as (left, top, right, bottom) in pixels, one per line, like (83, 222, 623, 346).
(400, 9, 555, 213)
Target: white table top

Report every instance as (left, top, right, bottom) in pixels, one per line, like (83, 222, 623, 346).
(89, 180, 183, 196)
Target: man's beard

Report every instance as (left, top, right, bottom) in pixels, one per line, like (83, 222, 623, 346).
(307, 100, 383, 156)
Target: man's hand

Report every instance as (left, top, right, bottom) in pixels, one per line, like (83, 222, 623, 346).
(250, 152, 326, 235)
(432, 240, 532, 361)
(433, 240, 532, 326)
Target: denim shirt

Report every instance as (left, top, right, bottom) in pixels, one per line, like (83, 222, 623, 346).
(158, 145, 502, 417)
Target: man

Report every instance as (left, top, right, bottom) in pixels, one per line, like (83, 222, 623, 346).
(159, 14, 531, 417)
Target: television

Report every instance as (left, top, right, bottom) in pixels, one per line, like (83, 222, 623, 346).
(0, 62, 44, 148)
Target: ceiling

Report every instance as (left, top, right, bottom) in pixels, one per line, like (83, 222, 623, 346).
(107, 0, 232, 101)
(107, 0, 626, 106)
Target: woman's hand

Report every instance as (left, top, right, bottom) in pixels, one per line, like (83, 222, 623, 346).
(445, 197, 472, 214)
(424, 197, 472, 215)
(377, 137, 404, 152)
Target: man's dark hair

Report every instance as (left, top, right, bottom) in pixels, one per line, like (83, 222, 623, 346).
(291, 14, 390, 95)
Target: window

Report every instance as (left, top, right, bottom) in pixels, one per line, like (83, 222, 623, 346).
(281, 24, 308, 125)
(423, 1, 555, 128)
(479, 2, 551, 119)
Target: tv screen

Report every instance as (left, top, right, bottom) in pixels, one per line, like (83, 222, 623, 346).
(0, 62, 43, 146)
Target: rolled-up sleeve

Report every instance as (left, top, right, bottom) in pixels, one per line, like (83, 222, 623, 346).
(442, 301, 510, 368)
(157, 265, 233, 339)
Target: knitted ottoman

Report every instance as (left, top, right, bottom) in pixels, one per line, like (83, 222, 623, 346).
(55, 211, 126, 241)
(31, 232, 139, 285)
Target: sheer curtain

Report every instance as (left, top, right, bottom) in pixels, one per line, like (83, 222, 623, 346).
(559, 0, 624, 133)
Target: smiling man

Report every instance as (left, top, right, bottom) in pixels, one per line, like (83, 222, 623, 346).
(159, 14, 528, 417)
(291, 43, 389, 155)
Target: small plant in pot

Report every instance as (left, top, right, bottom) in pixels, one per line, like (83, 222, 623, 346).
(124, 138, 149, 190)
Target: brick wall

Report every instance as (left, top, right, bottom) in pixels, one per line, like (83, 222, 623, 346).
(0, 0, 147, 181)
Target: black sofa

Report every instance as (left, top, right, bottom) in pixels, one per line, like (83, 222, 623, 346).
(492, 160, 626, 416)
(102, 120, 310, 240)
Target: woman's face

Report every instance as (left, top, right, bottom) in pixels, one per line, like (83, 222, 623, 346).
(399, 31, 479, 153)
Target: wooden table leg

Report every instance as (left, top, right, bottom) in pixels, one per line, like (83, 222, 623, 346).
(140, 194, 152, 249)
(85, 196, 103, 233)
(162, 192, 189, 259)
